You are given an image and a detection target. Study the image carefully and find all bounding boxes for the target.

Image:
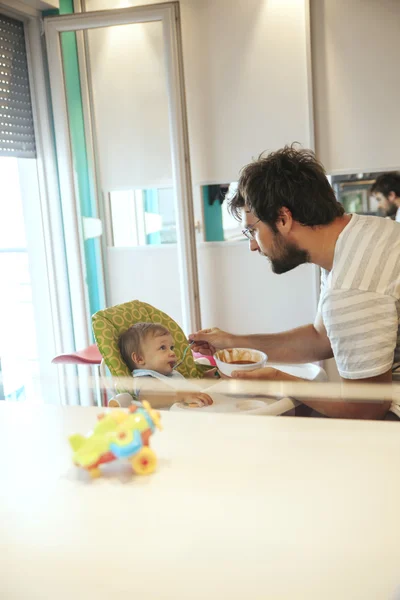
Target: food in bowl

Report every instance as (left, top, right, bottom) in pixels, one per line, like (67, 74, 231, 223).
(229, 360, 257, 364)
(214, 348, 267, 377)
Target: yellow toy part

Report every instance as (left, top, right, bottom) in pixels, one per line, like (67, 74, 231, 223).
(129, 412, 151, 433)
(142, 400, 163, 431)
(112, 427, 134, 447)
(71, 434, 111, 469)
(89, 467, 102, 479)
(131, 447, 157, 475)
(69, 434, 86, 452)
(95, 410, 128, 431)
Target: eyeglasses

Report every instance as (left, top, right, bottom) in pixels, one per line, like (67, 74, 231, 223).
(242, 219, 260, 241)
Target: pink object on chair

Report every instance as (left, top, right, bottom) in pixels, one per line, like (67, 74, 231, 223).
(52, 344, 107, 406)
(51, 344, 102, 365)
(192, 351, 217, 366)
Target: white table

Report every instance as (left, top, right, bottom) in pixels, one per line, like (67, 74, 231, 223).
(1, 405, 399, 599)
(174, 362, 327, 415)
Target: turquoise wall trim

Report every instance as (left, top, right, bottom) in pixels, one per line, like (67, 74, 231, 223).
(144, 189, 161, 245)
(202, 186, 224, 242)
(45, 0, 105, 327)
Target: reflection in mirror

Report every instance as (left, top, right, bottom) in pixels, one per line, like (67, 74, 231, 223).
(330, 171, 390, 216)
(202, 171, 399, 243)
(202, 182, 245, 242)
(109, 187, 177, 247)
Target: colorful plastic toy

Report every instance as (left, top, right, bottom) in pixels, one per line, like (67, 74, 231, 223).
(69, 401, 162, 478)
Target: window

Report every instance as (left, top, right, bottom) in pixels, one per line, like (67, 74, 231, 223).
(109, 187, 177, 247)
(0, 13, 48, 402)
(0, 157, 40, 401)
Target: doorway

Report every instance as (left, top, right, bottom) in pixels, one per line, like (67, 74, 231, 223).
(44, 3, 201, 348)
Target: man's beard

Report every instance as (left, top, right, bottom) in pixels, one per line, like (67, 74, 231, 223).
(262, 233, 310, 274)
(384, 204, 397, 218)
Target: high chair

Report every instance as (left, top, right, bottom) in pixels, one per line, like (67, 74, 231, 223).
(92, 300, 213, 401)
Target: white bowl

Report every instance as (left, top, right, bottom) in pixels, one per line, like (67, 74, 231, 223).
(214, 348, 268, 377)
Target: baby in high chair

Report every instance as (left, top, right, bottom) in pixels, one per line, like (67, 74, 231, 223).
(109, 322, 213, 409)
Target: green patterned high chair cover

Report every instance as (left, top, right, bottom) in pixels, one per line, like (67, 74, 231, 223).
(92, 300, 206, 394)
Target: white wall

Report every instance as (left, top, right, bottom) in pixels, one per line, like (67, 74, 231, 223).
(177, 0, 312, 184)
(84, 0, 313, 186)
(87, 20, 172, 191)
(199, 244, 318, 334)
(107, 245, 183, 324)
(311, 0, 400, 174)
(107, 243, 319, 335)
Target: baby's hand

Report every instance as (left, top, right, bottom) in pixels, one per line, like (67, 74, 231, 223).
(203, 367, 218, 379)
(177, 391, 213, 408)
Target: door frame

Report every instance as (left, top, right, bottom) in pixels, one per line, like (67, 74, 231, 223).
(44, 2, 202, 336)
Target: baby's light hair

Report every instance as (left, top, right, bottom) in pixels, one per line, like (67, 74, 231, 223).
(118, 322, 170, 371)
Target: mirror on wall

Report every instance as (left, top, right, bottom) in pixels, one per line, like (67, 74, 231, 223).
(330, 172, 383, 216)
(201, 182, 245, 242)
(201, 171, 400, 245)
(201, 169, 400, 244)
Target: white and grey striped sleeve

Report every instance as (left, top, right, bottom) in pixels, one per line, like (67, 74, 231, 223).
(316, 269, 327, 316)
(321, 289, 398, 379)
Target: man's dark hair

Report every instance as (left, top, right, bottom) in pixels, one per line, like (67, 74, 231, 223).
(370, 172, 400, 199)
(229, 145, 344, 230)
(118, 322, 170, 371)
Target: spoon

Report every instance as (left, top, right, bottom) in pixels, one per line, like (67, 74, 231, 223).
(173, 341, 194, 370)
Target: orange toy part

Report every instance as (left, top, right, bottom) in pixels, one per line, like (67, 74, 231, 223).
(87, 451, 116, 471)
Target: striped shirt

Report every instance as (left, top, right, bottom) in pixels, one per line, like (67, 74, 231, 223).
(319, 213, 400, 380)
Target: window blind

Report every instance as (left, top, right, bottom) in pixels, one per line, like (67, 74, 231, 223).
(0, 14, 36, 158)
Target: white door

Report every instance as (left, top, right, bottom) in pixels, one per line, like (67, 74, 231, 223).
(44, 3, 201, 343)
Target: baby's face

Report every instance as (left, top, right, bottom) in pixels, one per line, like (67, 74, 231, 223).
(138, 333, 177, 375)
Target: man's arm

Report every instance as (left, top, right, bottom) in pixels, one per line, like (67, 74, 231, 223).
(190, 313, 334, 363)
(233, 367, 392, 420)
(307, 370, 392, 419)
(236, 313, 333, 363)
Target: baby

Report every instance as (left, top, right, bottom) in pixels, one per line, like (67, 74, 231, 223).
(113, 322, 213, 409)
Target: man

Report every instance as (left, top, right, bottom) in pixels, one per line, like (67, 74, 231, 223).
(190, 146, 400, 419)
(371, 172, 400, 221)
